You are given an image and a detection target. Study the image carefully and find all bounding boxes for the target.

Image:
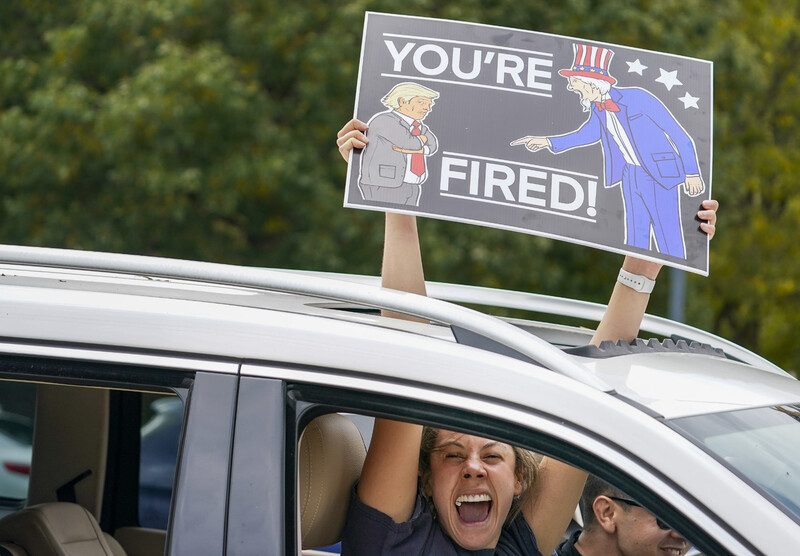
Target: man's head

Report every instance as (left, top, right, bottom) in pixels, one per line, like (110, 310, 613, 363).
(578, 475, 690, 556)
(382, 82, 439, 121)
(567, 75, 611, 111)
(418, 427, 538, 550)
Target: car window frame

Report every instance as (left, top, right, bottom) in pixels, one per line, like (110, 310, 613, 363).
(285, 381, 750, 556)
(225, 375, 287, 556)
(167, 371, 238, 556)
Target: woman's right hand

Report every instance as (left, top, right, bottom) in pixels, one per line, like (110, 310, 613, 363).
(336, 118, 369, 162)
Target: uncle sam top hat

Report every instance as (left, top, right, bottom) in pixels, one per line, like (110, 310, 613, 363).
(558, 44, 617, 85)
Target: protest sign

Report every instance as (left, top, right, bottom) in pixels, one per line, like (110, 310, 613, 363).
(343, 12, 713, 274)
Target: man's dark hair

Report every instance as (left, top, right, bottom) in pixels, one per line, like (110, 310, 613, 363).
(580, 475, 630, 531)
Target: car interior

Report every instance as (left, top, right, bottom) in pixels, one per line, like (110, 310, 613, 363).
(0, 375, 371, 556)
(0, 378, 177, 556)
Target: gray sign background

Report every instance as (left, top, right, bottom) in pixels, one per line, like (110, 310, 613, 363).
(344, 12, 713, 274)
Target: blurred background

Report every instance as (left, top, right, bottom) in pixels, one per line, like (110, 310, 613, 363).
(0, 0, 797, 373)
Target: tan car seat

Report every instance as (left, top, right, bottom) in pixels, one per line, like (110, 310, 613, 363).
(299, 413, 366, 551)
(0, 501, 124, 556)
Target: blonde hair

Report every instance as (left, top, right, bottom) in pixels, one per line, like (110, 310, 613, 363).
(382, 82, 439, 109)
(418, 426, 539, 524)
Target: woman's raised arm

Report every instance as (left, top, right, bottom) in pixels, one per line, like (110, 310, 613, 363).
(338, 119, 429, 522)
(525, 199, 718, 553)
(355, 212, 428, 522)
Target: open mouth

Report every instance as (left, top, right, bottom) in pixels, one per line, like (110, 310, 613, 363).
(455, 493, 492, 524)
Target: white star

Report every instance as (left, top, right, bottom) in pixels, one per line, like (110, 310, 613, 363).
(679, 92, 700, 109)
(626, 59, 647, 75)
(656, 68, 682, 91)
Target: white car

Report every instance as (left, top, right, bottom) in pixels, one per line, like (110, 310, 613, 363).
(0, 244, 796, 555)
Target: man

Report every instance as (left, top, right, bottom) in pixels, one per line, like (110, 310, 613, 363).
(554, 475, 690, 556)
(357, 82, 439, 207)
(512, 44, 704, 259)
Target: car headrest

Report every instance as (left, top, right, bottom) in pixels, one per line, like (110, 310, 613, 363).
(298, 413, 366, 549)
(0, 502, 120, 555)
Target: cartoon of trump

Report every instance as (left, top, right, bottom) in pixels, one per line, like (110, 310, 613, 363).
(358, 82, 440, 207)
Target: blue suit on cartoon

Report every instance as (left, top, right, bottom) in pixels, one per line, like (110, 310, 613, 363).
(549, 86, 701, 259)
(513, 44, 705, 260)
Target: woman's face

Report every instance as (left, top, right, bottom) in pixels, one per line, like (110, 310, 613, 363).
(424, 430, 522, 550)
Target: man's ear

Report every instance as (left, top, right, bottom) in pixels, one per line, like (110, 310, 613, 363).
(593, 496, 618, 534)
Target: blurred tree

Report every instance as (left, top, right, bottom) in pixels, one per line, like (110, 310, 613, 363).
(0, 0, 797, 372)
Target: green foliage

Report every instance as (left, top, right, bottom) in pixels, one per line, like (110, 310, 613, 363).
(0, 0, 798, 372)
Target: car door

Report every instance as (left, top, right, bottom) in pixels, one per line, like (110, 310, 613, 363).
(0, 343, 248, 556)
(232, 361, 776, 556)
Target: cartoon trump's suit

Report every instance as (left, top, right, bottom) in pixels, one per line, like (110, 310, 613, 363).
(358, 82, 439, 207)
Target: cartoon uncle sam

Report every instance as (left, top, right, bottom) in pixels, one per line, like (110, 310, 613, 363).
(513, 44, 705, 259)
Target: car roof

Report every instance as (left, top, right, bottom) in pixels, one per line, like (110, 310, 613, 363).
(0, 244, 797, 422)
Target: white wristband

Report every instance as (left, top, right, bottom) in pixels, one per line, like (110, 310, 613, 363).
(617, 269, 656, 294)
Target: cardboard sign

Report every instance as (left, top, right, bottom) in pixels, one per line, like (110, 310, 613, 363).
(344, 12, 713, 274)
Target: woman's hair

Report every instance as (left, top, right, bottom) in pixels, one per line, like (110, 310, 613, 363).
(418, 426, 540, 524)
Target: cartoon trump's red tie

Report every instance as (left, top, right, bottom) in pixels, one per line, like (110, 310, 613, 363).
(410, 121, 425, 176)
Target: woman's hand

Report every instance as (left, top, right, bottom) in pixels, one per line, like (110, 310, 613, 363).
(698, 198, 718, 239)
(336, 118, 369, 162)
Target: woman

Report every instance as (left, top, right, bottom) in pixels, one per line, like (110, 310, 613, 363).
(336, 118, 718, 555)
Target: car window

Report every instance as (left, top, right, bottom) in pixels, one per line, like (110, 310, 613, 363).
(0, 381, 35, 505)
(296, 409, 701, 556)
(0, 355, 192, 556)
(139, 393, 184, 529)
(671, 404, 800, 523)
(291, 393, 713, 556)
